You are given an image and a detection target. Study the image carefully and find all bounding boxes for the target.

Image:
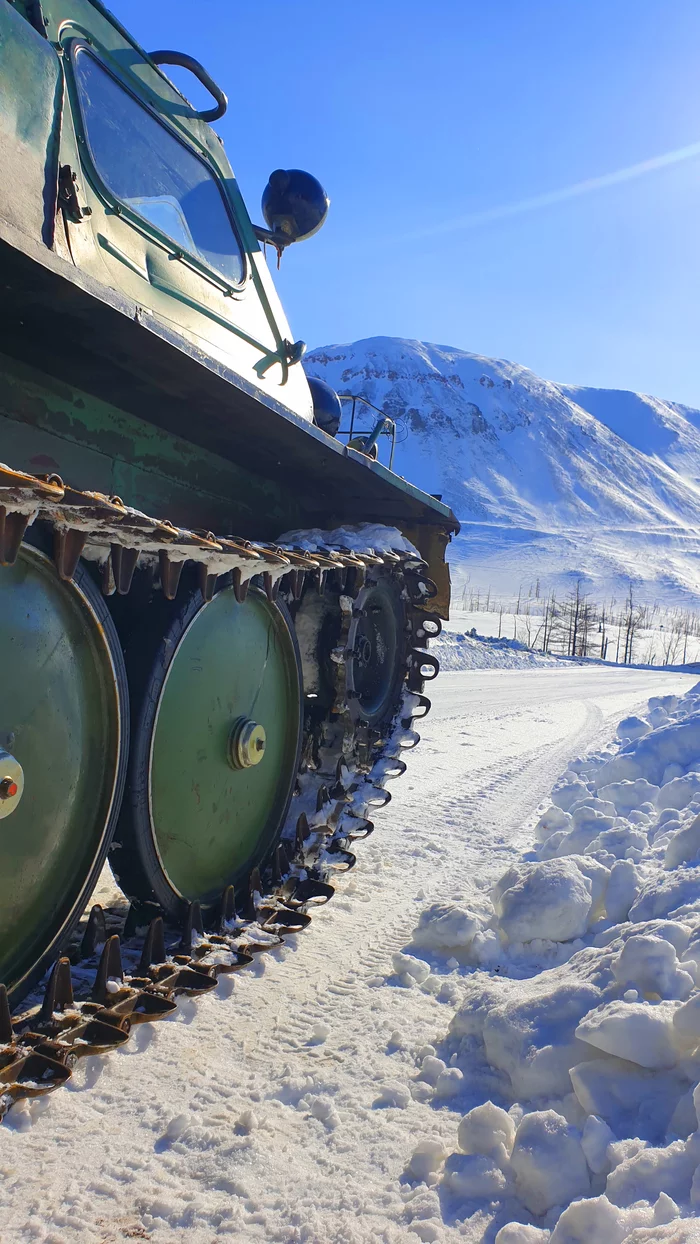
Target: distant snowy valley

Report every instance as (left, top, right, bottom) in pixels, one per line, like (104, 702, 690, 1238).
(305, 338, 700, 619)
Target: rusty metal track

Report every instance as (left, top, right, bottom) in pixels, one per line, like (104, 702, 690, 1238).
(0, 462, 442, 1121)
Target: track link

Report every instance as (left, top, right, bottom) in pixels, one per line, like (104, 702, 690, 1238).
(0, 463, 442, 1121)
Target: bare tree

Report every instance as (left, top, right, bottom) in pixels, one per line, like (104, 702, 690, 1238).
(541, 591, 556, 653)
(578, 597, 596, 657)
(565, 581, 583, 657)
(599, 605, 608, 660)
(522, 602, 533, 648)
(621, 584, 644, 664)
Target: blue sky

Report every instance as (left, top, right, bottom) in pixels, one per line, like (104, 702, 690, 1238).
(110, 0, 700, 405)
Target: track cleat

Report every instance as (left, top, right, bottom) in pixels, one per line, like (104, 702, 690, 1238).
(315, 785, 330, 813)
(138, 918, 167, 973)
(179, 902, 205, 955)
(246, 868, 263, 921)
(143, 960, 217, 996)
(256, 903, 311, 933)
(408, 649, 439, 691)
(123, 900, 161, 940)
(186, 931, 255, 976)
(0, 1048, 71, 1120)
(218, 885, 238, 930)
(372, 757, 407, 781)
(360, 785, 392, 810)
(92, 936, 178, 1021)
(80, 904, 107, 958)
(294, 813, 310, 861)
(0, 984, 12, 1046)
(92, 934, 125, 1004)
(321, 842, 356, 871)
(158, 550, 186, 601)
(281, 877, 335, 907)
(21, 1019, 131, 1063)
(329, 758, 350, 801)
(39, 957, 74, 1022)
(53, 527, 88, 580)
(271, 843, 291, 885)
(341, 815, 375, 842)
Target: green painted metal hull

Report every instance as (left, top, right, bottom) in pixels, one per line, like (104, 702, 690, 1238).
(0, 351, 303, 540)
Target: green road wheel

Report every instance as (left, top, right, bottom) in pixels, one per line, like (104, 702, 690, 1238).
(113, 584, 302, 914)
(0, 543, 127, 1002)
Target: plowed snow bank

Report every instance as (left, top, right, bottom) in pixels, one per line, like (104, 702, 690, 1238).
(400, 679, 700, 1239)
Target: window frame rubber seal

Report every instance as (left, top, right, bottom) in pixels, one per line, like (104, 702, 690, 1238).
(65, 37, 248, 297)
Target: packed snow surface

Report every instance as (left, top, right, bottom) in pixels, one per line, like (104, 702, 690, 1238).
(305, 337, 700, 606)
(5, 663, 700, 1241)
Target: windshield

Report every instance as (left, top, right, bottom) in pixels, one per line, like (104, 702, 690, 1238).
(73, 49, 245, 286)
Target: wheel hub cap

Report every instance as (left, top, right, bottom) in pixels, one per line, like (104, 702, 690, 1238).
(229, 717, 267, 769)
(355, 635, 372, 667)
(0, 748, 23, 818)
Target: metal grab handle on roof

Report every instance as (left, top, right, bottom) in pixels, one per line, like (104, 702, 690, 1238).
(361, 416, 391, 458)
(148, 50, 228, 122)
(338, 395, 398, 471)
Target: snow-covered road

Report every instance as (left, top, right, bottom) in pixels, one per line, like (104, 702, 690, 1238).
(2, 665, 697, 1243)
(431, 669, 700, 721)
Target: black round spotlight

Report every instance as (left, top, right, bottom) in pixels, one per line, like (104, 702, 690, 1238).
(262, 169, 330, 243)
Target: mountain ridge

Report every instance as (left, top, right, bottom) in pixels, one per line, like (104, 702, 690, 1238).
(304, 336, 700, 606)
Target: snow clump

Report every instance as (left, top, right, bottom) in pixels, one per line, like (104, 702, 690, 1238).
(457, 1101, 515, 1167)
(409, 901, 481, 957)
(492, 859, 596, 943)
(510, 1109, 590, 1214)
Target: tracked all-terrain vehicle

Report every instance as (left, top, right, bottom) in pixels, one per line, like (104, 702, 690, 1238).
(0, 0, 457, 1110)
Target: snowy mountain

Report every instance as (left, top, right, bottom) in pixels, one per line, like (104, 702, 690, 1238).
(558, 383, 700, 487)
(304, 338, 700, 607)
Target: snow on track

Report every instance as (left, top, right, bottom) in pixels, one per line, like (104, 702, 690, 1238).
(1, 666, 697, 1243)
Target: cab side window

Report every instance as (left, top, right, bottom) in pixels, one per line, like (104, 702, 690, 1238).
(73, 49, 244, 286)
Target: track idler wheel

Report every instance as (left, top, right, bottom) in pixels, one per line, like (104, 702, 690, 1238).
(0, 544, 128, 1004)
(112, 583, 303, 917)
(345, 573, 407, 725)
